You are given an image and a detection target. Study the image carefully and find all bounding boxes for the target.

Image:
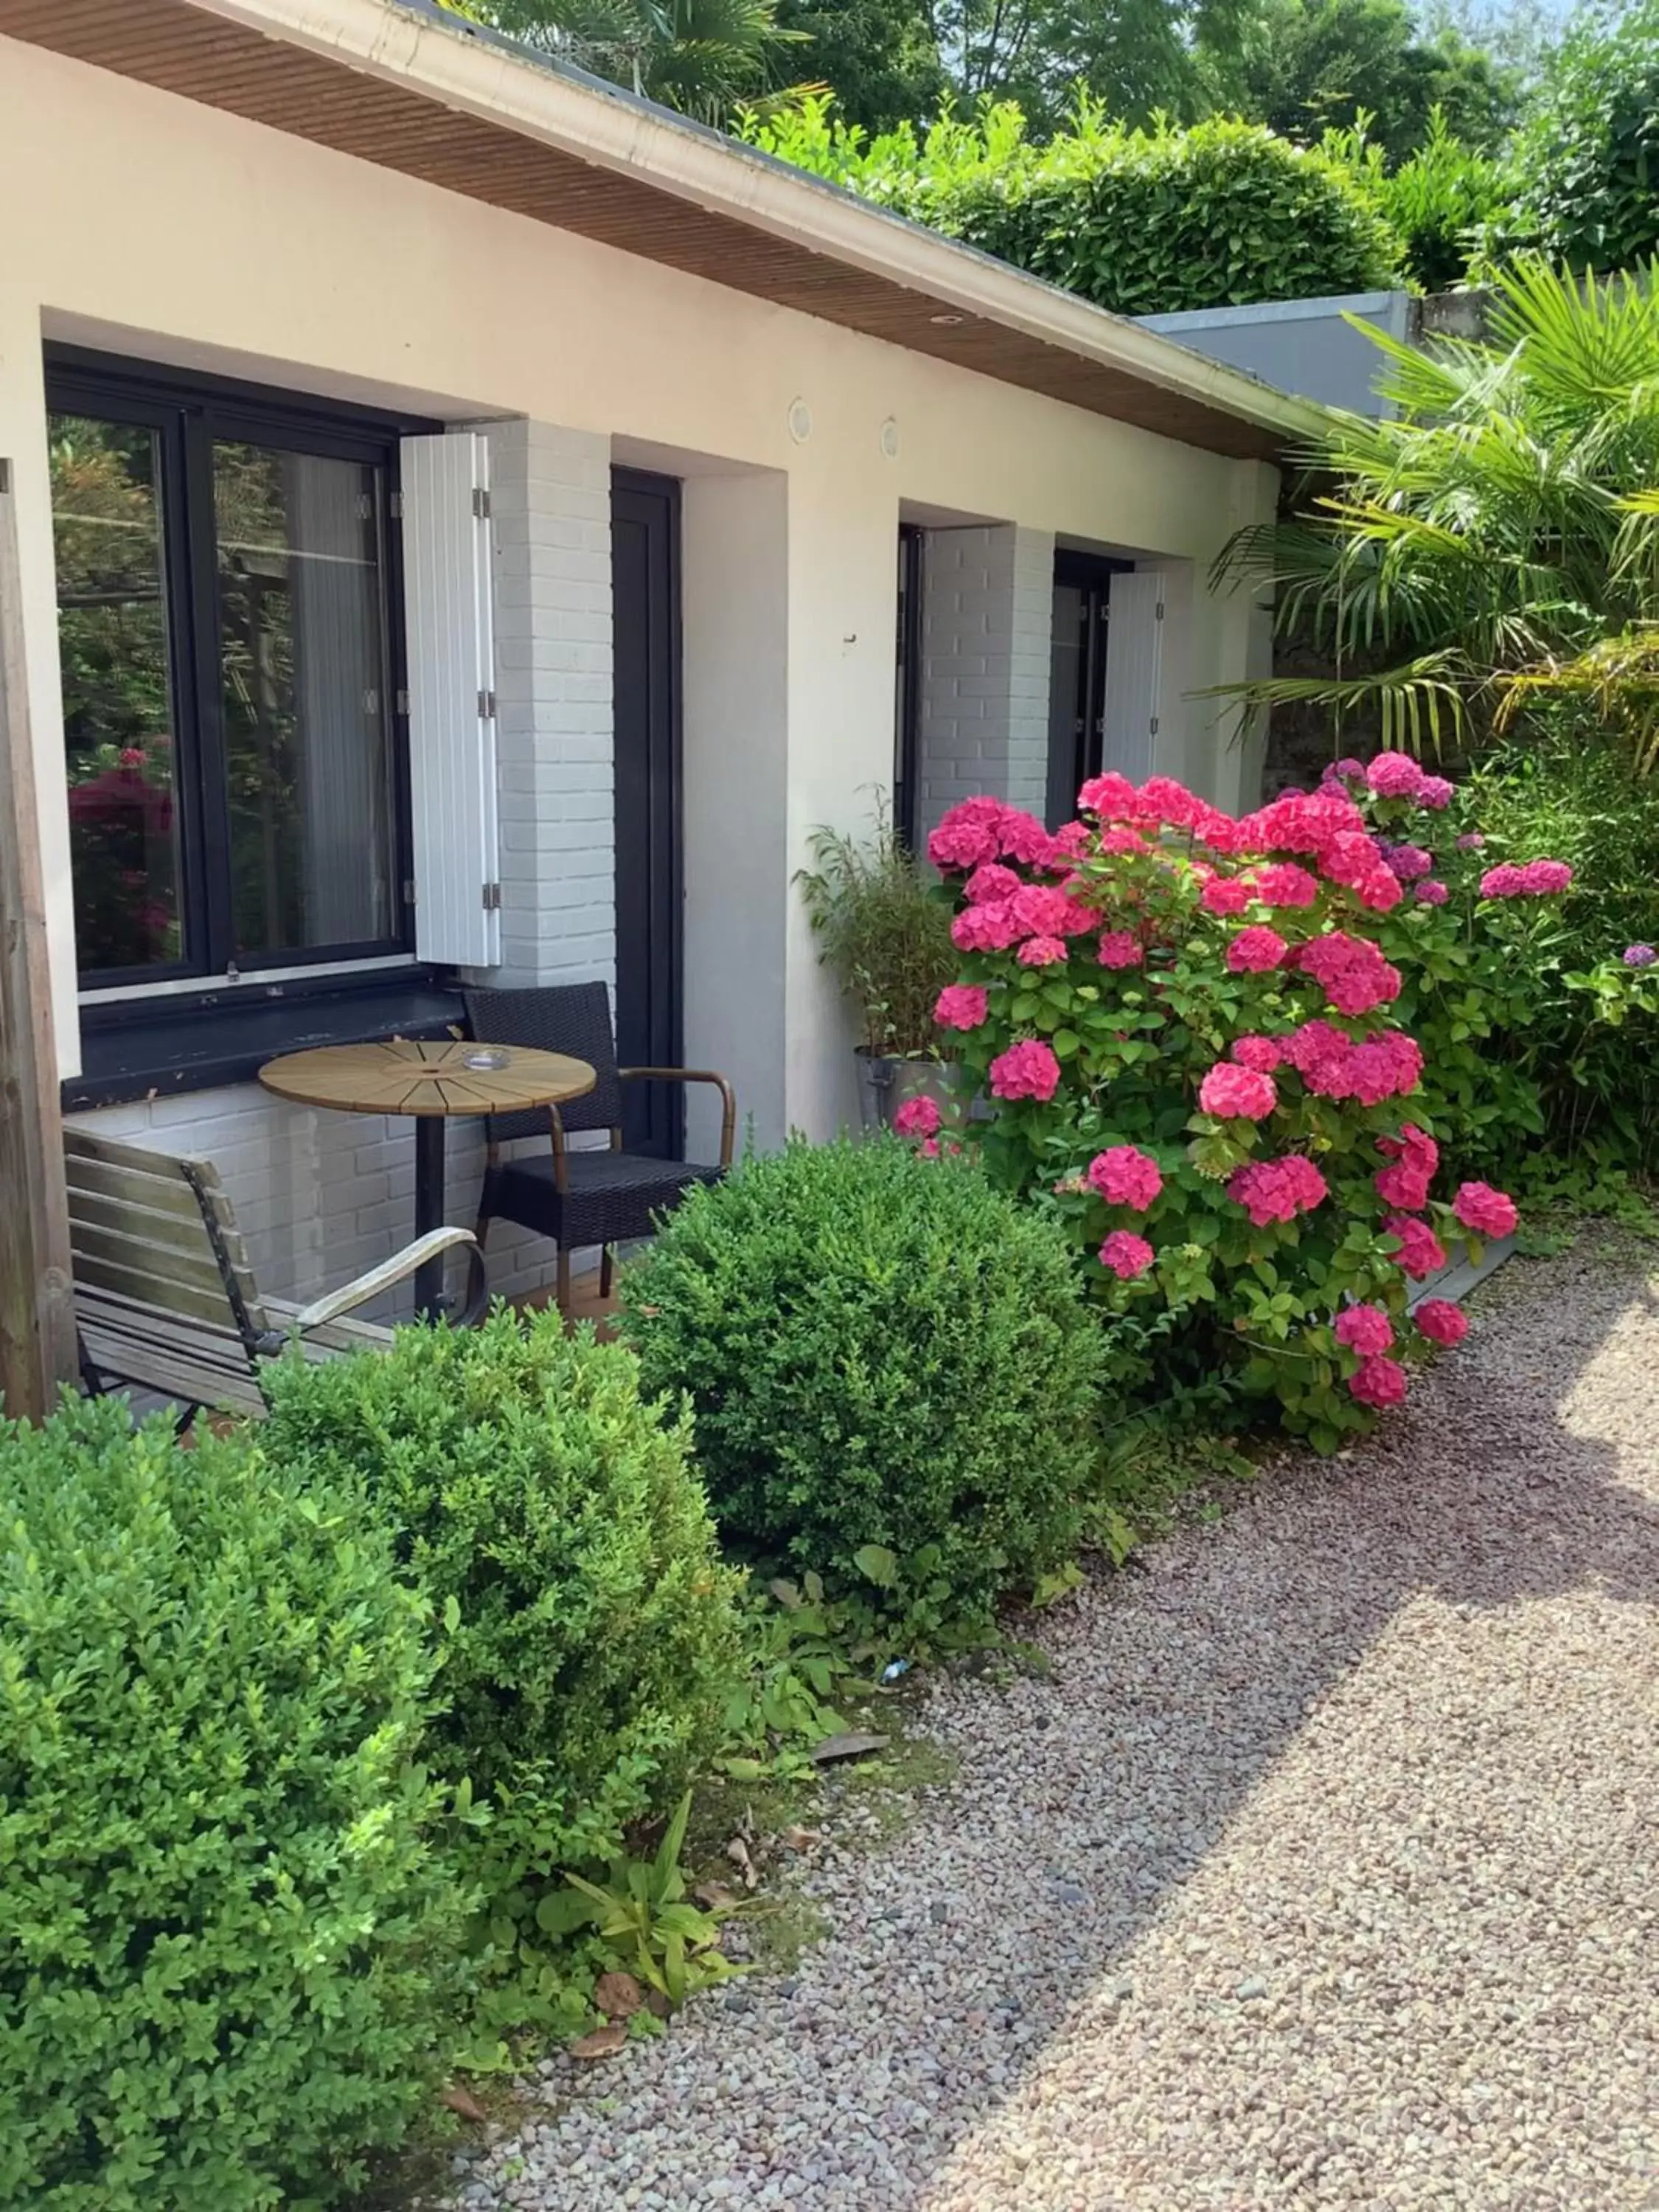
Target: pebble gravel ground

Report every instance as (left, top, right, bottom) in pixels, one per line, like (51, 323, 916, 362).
(443, 1239, 1659, 2211)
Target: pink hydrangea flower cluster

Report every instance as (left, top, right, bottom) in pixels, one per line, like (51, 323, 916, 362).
(964, 861, 1022, 905)
(1077, 771, 1235, 849)
(1253, 861, 1321, 908)
(1362, 754, 1453, 810)
(1335, 1303, 1394, 1354)
(1295, 932, 1403, 1018)
(988, 1039, 1060, 1102)
(1227, 1155, 1329, 1226)
(1198, 1062, 1279, 1120)
(1416, 1298, 1469, 1346)
(893, 1094, 942, 1139)
(933, 984, 988, 1032)
(1087, 1144, 1164, 1210)
(951, 880, 1096, 956)
(1366, 751, 1425, 798)
(1227, 789, 1404, 912)
(1231, 1032, 1288, 1072)
(1382, 842, 1433, 883)
(1385, 1214, 1447, 1279)
(1349, 1353, 1408, 1408)
(1200, 874, 1253, 917)
(1225, 925, 1289, 974)
(1097, 930, 1144, 970)
(928, 796, 1015, 872)
(1280, 1022, 1424, 1105)
(1374, 1123, 1439, 1210)
(1099, 1229, 1156, 1280)
(1479, 860, 1574, 897)
(1453, 1180, 1518, 1237)
(1040, 821, 1093, 870)
(930, 768, 1501, 1430)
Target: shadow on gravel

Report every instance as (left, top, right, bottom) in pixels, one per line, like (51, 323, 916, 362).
(457, 1239, 1659, 2211)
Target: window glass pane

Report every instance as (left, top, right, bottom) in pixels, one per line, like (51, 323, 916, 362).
(214, 442, 395, 956)
(50, 414, 185, 975)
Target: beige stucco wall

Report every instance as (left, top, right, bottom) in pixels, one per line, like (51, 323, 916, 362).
(0, 33, 1276, 1149)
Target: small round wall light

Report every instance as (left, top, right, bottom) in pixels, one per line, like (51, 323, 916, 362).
(879, 417, 900, 460)
(787, 397, 813, 444)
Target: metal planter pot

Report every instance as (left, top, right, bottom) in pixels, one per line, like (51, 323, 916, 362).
(855, 1052, 981, 1133)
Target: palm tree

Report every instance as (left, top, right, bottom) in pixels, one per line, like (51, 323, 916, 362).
(457, 0, 805, 121)
(1215, 254, 1659, 763)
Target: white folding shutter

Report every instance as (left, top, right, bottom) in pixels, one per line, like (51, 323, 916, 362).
(1100, 570, 1164, 784)
(400, 431, 500, 967)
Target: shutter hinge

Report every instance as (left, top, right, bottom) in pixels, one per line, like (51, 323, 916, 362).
(395, 687, 411, 717)
(389, 490, 405, 520)
(1150, 716, 1160, 736)
(403, 877, 417, 907)
(478, 688, 496, 720)
(473, 486, 491, 521)
(482, 882, 502, 912)
(1155, 602, 1165, 620)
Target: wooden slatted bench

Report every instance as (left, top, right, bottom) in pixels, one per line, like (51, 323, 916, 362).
(67, 1128, 484, 1421)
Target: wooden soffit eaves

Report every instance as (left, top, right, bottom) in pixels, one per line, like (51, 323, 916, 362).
(0, 0, 1289, 461)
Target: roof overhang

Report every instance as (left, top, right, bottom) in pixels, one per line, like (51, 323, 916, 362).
(0, 0, 1328, 461)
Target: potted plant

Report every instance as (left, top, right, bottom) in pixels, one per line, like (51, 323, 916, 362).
(797, 803, 962, 1131)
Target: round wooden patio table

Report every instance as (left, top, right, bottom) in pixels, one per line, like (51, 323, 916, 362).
(258, 1039, 595, 1320)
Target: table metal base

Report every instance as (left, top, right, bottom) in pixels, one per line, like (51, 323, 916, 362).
(414, 1115, 448, 1321)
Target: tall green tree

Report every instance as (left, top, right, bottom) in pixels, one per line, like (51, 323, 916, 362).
(922, 0, 1257, 125)
(772, 0, 945, 130)
(1214, 0, 1515, 160)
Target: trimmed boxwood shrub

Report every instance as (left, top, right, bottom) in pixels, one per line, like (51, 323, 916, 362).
(259, 1310, 744, 1885)
(0, 1397, 465, 2212)
(621, 1137, 1105, 1632)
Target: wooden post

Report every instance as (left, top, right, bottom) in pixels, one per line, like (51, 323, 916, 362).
(0, 457, 76, 1419)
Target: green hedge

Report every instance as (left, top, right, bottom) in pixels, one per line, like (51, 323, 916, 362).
(0, 1399, 465, 2212)
(622, 1138, 1105, 1635)
(937, 119, 1403, 316)
(746, 100, 1403, 314)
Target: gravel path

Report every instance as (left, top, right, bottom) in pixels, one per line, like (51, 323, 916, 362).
(448, 1238, 1659, 2212)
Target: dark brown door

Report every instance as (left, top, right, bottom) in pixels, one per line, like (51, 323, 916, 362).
(611, 468, 682, 1158)
(1046, 549, 1131, 827)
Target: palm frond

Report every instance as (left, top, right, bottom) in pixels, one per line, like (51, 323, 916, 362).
(1203, 651, 1478, 758)
(1500, 628, 1659, 773)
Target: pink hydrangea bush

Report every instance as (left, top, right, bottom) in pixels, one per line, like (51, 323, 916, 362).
(925, 772, 1531, 1450)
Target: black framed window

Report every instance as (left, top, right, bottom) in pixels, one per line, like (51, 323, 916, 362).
(894, 523, 924, 855)
(47, 351, 415, 992)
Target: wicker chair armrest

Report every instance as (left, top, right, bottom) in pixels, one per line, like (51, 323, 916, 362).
(288, 1228, 485, 1331)
(617, 1068, 737, 1166)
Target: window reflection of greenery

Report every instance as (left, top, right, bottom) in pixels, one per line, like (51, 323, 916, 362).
(212, 442, 389, 957)
(50, 416, 395, 975)
(49, 417, 181, 973)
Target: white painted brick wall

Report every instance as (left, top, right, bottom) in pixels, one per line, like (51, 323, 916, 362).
(68, 417, 620, 1323)
(916, 524, 1054, 840)
(483, 417, 616, 998)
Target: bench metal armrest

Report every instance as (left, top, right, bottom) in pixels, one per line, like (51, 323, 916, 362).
(617, 1068, 737, 1166)
(288, 1228, 485, 1332)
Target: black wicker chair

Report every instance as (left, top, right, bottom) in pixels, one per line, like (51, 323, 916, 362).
(462, 982, 735, 1312)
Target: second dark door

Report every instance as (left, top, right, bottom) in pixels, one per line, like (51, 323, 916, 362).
(1046, 549, 1131, 827)
(611, 467, 683, 1158)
